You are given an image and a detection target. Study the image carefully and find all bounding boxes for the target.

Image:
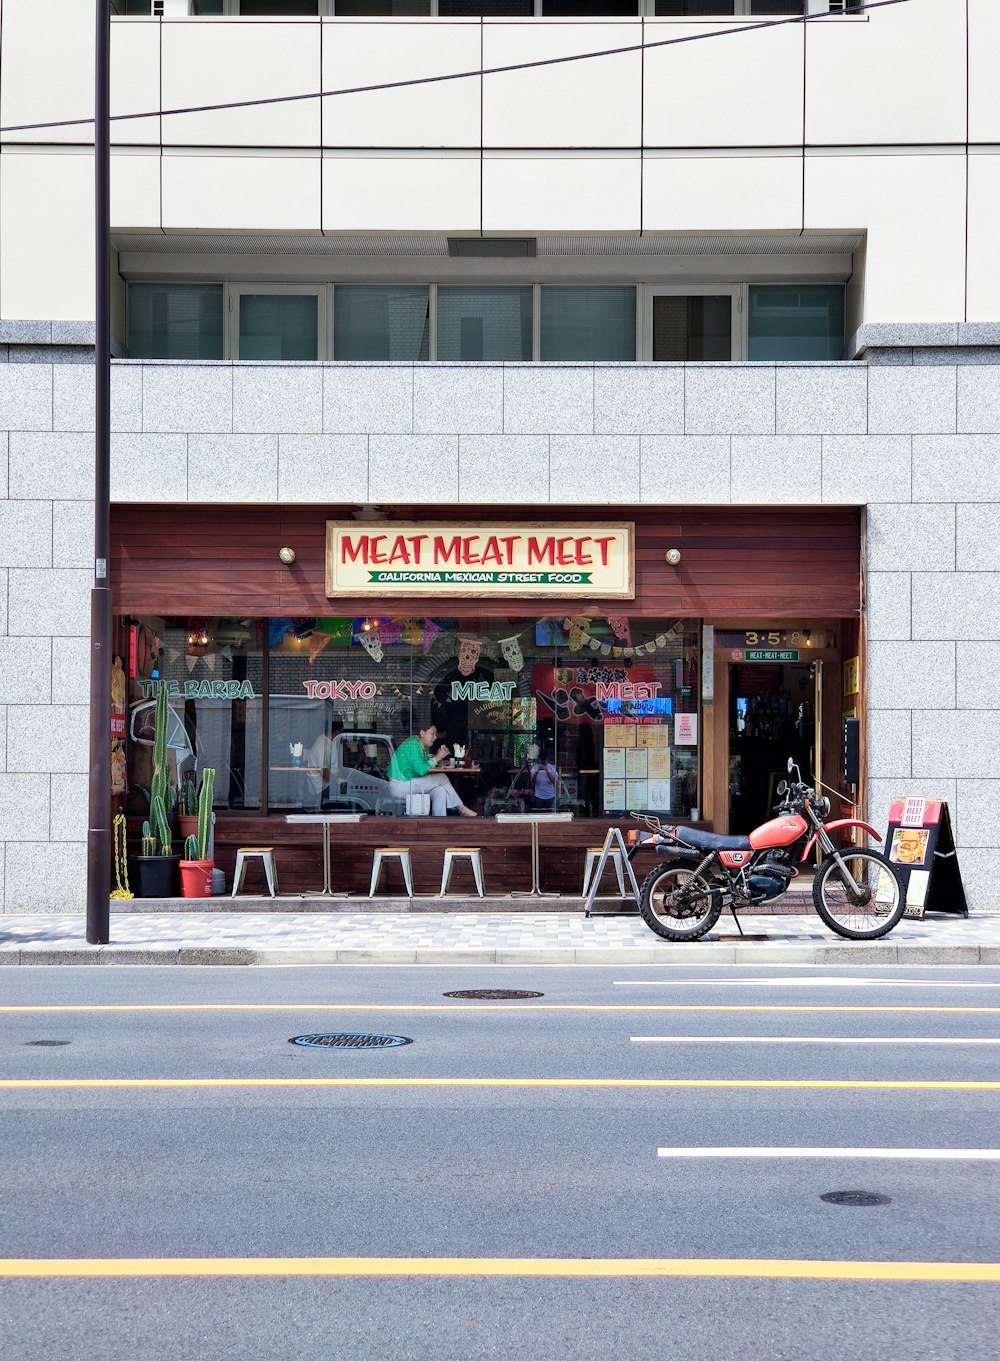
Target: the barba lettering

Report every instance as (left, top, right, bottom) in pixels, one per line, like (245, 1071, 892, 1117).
(340, 532, 616, 569)
(139, 679, 256, 699)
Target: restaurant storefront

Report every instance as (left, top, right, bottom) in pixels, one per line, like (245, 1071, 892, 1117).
(111, 505, 862, 897)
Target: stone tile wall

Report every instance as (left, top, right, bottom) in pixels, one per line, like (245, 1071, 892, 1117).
(1, 353, 997, 910)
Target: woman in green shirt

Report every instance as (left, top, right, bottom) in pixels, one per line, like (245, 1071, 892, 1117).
(388, 723, 477, 817)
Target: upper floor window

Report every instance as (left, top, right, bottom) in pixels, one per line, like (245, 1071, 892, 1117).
(125, 281, 843, 363)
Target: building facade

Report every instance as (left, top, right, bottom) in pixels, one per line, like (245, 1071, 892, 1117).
(0, 0, 997, 908)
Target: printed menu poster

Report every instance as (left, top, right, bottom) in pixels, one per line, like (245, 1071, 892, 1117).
(647, 779, 672, 811)
(646, 748, 670, 780)
(608, 724, 636, 748)
(603, 747, 626, 778)
(644, 726, 669, 748)
(889, 827, 930, 867)
(626, 780, 648, 810)
(626, 747, 648, 779)
(603, 778, 626, 811)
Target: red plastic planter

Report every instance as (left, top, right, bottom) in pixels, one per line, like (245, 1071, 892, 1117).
(179, 859, 214, 898)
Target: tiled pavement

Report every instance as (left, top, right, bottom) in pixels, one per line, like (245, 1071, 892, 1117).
(1, 910, 997, 965)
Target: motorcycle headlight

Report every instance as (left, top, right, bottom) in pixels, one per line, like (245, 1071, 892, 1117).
(814, 795, 831, 818)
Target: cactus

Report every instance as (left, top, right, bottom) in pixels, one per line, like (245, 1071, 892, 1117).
(179, 771, 197, 817)
(147, 683, 175, 857)
(196, 768, 215, 861)
(184, 834, 199, 862)
(141, 820, 156, 858)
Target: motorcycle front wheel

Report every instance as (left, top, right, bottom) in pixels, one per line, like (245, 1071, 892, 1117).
(639, 861, 723, 942)
(812, 848, 904, 940)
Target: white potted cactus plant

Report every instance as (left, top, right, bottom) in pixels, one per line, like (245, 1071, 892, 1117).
(136, 685, 180, 897)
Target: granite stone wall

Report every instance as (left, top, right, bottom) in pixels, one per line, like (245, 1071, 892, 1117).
(1, 347, 996, 910)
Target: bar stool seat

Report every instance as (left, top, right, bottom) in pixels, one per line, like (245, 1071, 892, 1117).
(232, 847, 278, 897)
(439, 847, 484, 898)
(369, 847, 414, 897)
(581, 845, 626, 898)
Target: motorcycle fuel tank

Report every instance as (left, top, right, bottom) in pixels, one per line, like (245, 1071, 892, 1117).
(748, 814, 808, 851)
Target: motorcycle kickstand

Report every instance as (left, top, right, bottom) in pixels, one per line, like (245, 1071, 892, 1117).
(728, 907, 745, 937)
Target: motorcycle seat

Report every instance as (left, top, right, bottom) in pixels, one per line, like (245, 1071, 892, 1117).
(667, 827, 752, 852)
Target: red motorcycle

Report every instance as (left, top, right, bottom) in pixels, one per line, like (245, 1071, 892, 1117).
(632, 760, 904, 942)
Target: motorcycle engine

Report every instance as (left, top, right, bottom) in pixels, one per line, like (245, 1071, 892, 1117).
(747, 850, 796, 905)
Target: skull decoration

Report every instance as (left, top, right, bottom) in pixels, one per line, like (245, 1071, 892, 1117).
(359, 631, 384, 663)
(499, 635, 524, 671)
(457, 638, 481, 677)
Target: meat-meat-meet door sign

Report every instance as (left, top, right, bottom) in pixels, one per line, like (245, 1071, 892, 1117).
(883, 797, 967, 918)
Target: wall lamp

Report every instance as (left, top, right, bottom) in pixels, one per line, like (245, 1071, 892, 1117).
(665, 548, 682, 566)
(278, 547, 296, 566)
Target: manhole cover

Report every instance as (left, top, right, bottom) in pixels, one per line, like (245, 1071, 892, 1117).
(24, 1040, 70, 1047)
(443, 990, 544, 1000)
(289, 1033, 411, 1050)
(820, 1190, 892, 1207)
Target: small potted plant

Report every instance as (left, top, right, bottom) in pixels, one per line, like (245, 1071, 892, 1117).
(178, 771, 199, 843)
(136, 686, 180, 897)
(179, 767, 215, 898)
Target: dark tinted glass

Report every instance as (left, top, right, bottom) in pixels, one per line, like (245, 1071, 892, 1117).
(652, 295, 731, 362)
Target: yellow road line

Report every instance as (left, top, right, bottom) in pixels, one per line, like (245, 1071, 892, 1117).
(0, 1255, 997, 1281)
(3, 1077, 1000, 1090)
(2, 1004, 999, 1015)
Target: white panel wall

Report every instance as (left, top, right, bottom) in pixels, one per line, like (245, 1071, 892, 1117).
(804, 153, 967, 324)
(804, 0, 966, 146)
(968, 0, 1000, 142)
(643, 19, 803, 149)
(322, 22, 481, 151)
(482, 153, 640, 234)
(483, 22, 640, 151)
(162, 153, 321, 232)
(111, 151, 161, 231)
(160, 16, 321, 148)
(644, 154, 801, 233)
(0, 153, 94, 321)
(323, 154, 479, 233)
(966, 153, 1000, 324)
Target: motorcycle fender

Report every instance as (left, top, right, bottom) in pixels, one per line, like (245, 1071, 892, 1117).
(800, 818, 882, 861)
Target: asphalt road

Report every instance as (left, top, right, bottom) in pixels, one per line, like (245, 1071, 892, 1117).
(2, 963, 999, 1360)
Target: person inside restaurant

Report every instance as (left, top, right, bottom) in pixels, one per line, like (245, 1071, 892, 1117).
(387, 723, 478, 817)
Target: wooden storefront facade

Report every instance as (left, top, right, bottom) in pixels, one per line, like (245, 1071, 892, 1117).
(111, 503, 863, 898)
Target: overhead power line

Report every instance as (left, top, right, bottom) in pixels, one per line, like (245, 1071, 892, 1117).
(0, 0, 912, 137)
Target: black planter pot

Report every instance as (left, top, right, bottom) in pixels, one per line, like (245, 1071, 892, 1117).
(136, 855, 180, 899)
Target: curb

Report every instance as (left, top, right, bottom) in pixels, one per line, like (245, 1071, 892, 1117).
(2, 943, 998, 966)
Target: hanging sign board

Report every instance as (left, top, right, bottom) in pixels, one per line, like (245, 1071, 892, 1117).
(326, 522, 634, 599)
(882, 797, 968, 918)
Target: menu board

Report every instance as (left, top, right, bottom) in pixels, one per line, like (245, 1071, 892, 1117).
(604, 777, 626, 811)
(626, 748, 648, 778)
(647, 779, 672, 811)
(882, 797, 967, 918)
(604, 747, 626, 778)
(647, 748, 670, 780)
(626, 780, 647, 810)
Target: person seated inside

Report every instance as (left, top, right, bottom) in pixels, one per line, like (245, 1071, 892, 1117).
(388, 723, 477, 818)
(530, 750, 558, 811)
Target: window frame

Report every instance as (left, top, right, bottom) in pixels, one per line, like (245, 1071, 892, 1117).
(641, 283, 746, 363)
(227, 282, 328, 362)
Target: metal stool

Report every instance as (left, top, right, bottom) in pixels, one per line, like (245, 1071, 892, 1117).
(369, 847, 414, 897)
(231, 847, 278, 897)
(581, 846, 626, 898)
(439, 847, 484, 897)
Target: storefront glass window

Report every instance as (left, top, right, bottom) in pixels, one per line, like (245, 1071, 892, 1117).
(264, 615, 699, 818)
(124, 619, 263, 816)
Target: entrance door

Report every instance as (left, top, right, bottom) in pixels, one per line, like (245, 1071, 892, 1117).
(727, 659, 821, 834)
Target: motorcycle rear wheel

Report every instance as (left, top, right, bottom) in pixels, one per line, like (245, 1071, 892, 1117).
(639, 861, 723, 942)
(813, 848, 904, 940)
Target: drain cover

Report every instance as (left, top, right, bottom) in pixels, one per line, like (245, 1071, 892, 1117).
(820, 1190, 892, 1207)
(24, 1040, 70, 1047)
(443, 989, 544, 1000)
(289, 1033, 411, 1050)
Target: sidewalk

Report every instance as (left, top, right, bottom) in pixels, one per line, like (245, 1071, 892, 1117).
(1, 910, 997, 966)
